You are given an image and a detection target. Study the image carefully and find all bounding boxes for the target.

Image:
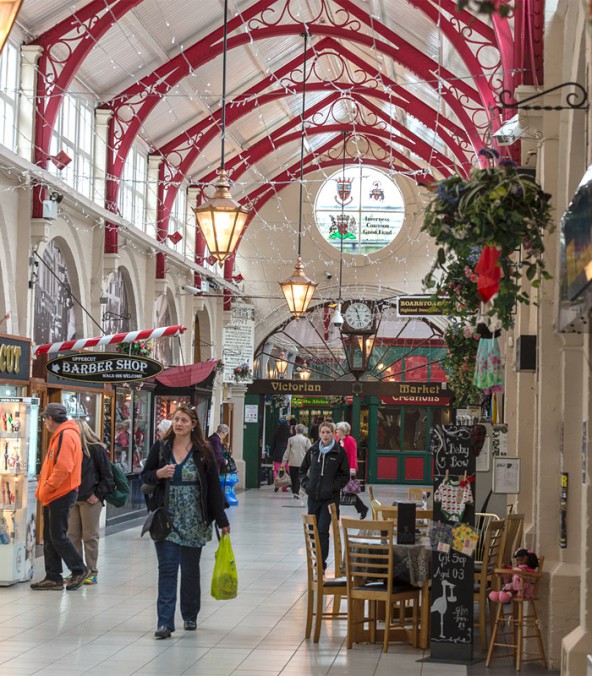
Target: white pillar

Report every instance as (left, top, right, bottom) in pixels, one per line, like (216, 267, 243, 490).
(19, 46, 43, 162)
(146, 155, 163, 240)
(94, 108, 114, 206)
(229, 383, 247, 489)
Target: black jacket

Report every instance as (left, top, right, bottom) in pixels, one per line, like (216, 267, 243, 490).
(270, 421, 291, 462)
(299, 440, 350, 501)
(141, 439, 229, 530)
(78, 443, 115, 502)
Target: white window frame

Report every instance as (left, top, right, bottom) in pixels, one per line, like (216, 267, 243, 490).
(119, 145, 147, 230)
(0, 42, 19, 152)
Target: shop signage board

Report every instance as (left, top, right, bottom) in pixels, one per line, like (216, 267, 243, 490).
(248, 379, 450, 404)
(46, 352, 163, 383)
(0, 334, 31, 383)
(397, 295, 448, 317)
(429, 425, 476, 663)
(222, 305, 255, 384)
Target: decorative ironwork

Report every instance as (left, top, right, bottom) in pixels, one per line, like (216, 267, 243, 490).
(498, 83, 589, 111)
(102, 311, 132, 323)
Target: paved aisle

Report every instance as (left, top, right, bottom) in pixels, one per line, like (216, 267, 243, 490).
(0, 486, 551, 675)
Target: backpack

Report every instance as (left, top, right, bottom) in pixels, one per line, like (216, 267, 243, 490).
(104, 461, 130, 507)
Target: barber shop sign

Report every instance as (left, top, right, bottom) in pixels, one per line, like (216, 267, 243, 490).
(46, 352, 163, 383)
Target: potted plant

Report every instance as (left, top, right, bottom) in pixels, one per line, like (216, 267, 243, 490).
(443, 322, 482, 407)
(116, 340, 153, 357)
(233, 363, 252, 382)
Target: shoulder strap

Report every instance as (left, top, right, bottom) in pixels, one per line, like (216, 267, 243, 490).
(54, 431, 65, 462)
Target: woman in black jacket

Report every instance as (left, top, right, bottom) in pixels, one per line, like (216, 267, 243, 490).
(299, 421, 350, 569)
(141, 404, 230, 639)
(67, 419, 115, 585)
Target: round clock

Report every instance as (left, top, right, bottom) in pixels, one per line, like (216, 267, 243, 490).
(344, 302, 373, 330)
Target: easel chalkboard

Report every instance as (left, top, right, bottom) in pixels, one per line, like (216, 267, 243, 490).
(429, 425, 476, 663)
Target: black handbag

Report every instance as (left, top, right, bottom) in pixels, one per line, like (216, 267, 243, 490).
(340, 491, 358, 506)
(141, 479, 174, 542)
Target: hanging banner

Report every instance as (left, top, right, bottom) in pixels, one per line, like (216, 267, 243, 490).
(46, 352, 163, 383)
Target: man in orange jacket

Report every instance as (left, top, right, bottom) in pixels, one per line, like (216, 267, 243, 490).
(31, 403, 88, 591)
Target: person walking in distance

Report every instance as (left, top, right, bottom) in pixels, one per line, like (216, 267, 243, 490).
(270, 418, 291, 492)
(281, 424, 311, 499)
(31, 403, 89, 591)
(335, 422, 368, 519)
(208, 424, 230, 473)
(299, 422, 350, 570)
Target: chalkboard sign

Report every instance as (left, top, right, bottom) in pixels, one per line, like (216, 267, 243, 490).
(429, 425, 476, 663)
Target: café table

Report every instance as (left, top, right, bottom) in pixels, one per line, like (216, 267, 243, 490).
(344, 532, 432, 649)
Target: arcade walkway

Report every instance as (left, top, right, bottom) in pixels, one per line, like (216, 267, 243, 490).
(0, 486, 555, 675)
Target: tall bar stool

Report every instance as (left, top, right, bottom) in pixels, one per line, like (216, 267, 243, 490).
(486, 557, 547, 670)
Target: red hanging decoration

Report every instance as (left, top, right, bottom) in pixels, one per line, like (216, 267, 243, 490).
(475, 245, 502, 302)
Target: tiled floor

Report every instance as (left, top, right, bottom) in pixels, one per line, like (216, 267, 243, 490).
(0, 485, 556, 675)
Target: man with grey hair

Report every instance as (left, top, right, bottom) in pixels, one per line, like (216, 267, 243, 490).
(281, 423, 311, 499)
(208, 424, 230, 473)
(31, 403, 88, 591)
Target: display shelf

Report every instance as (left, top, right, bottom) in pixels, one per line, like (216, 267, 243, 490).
(0, 397, 39, 585)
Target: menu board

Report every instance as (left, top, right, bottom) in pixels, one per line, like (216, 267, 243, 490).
(430, 425, 476, 663)
(222, 305, 255, 384)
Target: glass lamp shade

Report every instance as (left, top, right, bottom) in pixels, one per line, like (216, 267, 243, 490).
(279, 257, 318, 319)
(342, 331, 375, 378)
(0, 1, 22, 54)
(193, 169, 250, 263)
(275, 352, 288, 377)
(298, 363, 311, 380)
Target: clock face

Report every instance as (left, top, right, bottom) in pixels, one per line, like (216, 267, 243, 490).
(344, 302, 373, 330)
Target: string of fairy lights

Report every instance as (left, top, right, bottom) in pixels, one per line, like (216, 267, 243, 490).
(0, 0, 523, 314)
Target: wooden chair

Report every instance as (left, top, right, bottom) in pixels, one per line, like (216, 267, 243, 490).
(368, 485, 382, 520)
(486, 557, 547, 670)
(407, 487, 425, 503)
(302, 514, 347, 642)
(415, 509, 433, 537)
(375, 504, 398, 521)
(474, 518, 506, 651)
(328, 502, 346, 612)
(342, 517, 420, 652)
(500, 513, 524, 567)
(474, 512, 501, 566)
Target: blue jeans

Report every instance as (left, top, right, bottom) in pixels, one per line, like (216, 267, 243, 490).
(43, 490, 86, 581)
(155, 540, 202, 630)
(307, 496, 339, 568)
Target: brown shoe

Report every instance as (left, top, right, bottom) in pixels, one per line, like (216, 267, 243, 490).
(31, 577, 63, 591)
(66, 566, 89, 591)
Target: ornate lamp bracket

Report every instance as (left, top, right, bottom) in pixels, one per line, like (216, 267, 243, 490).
(498, 83, 589, 111)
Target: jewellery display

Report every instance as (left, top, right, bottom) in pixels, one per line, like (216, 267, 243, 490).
(0, 398, 39, 586)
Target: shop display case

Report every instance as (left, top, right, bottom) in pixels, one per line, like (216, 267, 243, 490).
(0, 397, 39, 585)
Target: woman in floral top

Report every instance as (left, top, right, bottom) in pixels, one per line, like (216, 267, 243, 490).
(142, 404, 230, 639)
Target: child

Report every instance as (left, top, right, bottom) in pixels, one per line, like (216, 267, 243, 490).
(489, 548, 539, 602)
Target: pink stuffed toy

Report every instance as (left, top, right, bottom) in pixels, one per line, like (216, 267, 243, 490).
(489, 549, 539, 603)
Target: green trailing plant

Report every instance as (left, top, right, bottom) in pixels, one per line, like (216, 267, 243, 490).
(422, 149, 554, 330)
(443, 322, 482, 407)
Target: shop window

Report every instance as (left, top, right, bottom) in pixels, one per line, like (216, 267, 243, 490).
(377, 407, 401, 451)
(61, 391, 101, 432)
(114, 387, 152, 473)
(0, 42, 18, 152)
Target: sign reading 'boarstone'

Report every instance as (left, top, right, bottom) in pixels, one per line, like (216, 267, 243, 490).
(46, 352, 163, 383)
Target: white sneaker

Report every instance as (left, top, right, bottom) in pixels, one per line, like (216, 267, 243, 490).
(293, 494, 300, 500)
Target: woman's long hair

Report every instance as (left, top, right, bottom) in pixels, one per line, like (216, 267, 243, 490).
(167, 404, 214, 468)
(74, 419, 106, 458)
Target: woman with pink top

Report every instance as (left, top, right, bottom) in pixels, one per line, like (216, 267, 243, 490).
(335, 422, 368, 519)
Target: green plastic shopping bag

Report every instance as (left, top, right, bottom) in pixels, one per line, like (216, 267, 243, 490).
(211, 533, 238, 600)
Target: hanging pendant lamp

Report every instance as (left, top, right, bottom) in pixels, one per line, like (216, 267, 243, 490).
(280, 33, 317, 318)
(193, 0, 249, 263)
(0, 1, 22, 54)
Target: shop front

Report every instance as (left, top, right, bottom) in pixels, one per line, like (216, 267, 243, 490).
(247, 379, 453, 487)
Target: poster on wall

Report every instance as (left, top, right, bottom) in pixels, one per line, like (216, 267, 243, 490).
(153, 294, 175, 367)
(492, 457, 520, 494)
(33, 240, 76, 345)
(102, 268, 131, 335)
(223, 305, 255, 384)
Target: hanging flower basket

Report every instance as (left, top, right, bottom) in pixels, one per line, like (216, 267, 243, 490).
(233, 363, 252, 382)
(422, 149, 554, 330)
(116, 340, 153, 357)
